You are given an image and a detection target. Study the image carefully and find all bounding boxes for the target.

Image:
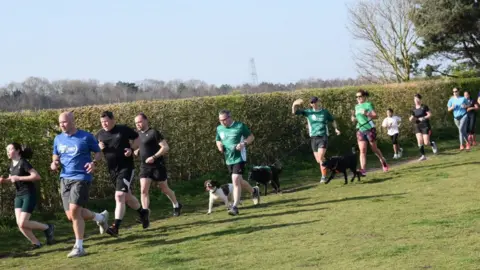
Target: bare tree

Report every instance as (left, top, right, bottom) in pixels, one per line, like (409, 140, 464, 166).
(347, 0, 419, 83)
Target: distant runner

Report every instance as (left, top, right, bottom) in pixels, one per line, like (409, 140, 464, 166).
(381, 108, 403, 159)
(409, 94, 438, 161)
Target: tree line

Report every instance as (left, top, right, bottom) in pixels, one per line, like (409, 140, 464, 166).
(0, 77, 371, 112)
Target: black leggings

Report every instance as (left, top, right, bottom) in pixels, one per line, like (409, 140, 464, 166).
(466, 113, 476, 134)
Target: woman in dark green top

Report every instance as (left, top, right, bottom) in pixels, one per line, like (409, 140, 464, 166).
(0, 143, 55, 249)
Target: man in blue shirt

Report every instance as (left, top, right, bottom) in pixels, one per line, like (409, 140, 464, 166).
(51, 112, 109, 258)
(448, 87, 470, 149)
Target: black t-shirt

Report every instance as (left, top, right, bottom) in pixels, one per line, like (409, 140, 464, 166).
(9, 159, 35, 196)
(411, 104, 430, 127)
(138, 128, 165, 168)
(466, 98, 477, 116)
(96, 125, 139, 170)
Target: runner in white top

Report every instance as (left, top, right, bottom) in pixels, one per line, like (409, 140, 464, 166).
(381, 108, 403, 159)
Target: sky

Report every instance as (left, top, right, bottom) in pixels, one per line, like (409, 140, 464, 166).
(0, 0, 358, 86)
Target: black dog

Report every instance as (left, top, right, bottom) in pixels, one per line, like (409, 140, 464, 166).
(247, 164, 282, 196)
(321, 146, 361, 185)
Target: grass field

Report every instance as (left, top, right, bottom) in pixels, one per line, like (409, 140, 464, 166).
(1, 139, 480, 269)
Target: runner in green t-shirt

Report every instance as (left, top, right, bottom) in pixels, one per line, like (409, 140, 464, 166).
(215, 109, 260, 216)
(292, 96, 340, 183)
(351, 89, 389, 176)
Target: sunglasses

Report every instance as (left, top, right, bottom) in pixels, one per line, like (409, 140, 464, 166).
(453, 90, 458, 93)
(219, 116, 230, 121)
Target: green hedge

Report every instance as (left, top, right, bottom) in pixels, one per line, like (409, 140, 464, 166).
(0, 78, 479, 216)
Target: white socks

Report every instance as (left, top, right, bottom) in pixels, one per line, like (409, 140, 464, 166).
(75, 239, 83, 249)
(173, 202, 179, 208)
(93, 213, 104, 222)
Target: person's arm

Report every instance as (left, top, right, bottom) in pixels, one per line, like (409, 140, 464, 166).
(85, 133, 102, 173)
(124, 127, 140, 157)
(10, 168, 41, 182)
(51, 137, 61, 171)
(396, 116, 402, 127)
(421, 111, 432, 122)
(215, 129, 224, 153)
(328, 111, 340, 135)
(10, 161, 41, 182)
(418, 106, 431, 122)
(447, 99, 455, 112)
(236, 124, 254, 150)
(381, 118, 388, 128)
(145, 131, 169, 164)
(291, 99, 304, 115)
(351, 110, 357, 123)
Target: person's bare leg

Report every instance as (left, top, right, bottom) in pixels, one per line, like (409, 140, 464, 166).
(158, 181, 179, 207)
(231, 173, 242, 207)
(358, 140, 368, 171)
(140, 178, 152, 210)
(15, 209, 43, 245)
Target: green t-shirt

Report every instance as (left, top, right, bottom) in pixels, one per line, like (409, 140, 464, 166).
(295, 108, 334, 137)
(355, 102, 375, 131)
(216, 121, 252, 165)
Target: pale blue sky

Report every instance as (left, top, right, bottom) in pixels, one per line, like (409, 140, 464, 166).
(0, 0, 358, 86)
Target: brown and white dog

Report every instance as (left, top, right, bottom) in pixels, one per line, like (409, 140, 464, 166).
(204, 180, 241, 214)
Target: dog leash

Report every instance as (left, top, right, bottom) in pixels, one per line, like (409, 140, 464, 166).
(269, 140, 308, 167)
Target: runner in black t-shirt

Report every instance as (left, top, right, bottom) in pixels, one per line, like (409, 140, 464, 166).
(96, 111, 148, 236)
(409, 94, 438, 161)
(464, 90, 478, 146)
(134, 113, 182, 226)
(0, 143, 55, 249)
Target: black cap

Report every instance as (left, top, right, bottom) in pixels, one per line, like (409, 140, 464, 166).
(310, 96, 319, 103)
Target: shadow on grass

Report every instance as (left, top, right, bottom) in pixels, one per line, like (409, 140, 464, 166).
(281, 184, 318, 194)
(145, 207, 329, 235)
(360, 177, 393, 185)
(286, 193, 408, 209)
(400, 161, 480, 174)
(0, 247, 98, 259)
(140, 220, 320, 246)
(96, 231, 169, 246)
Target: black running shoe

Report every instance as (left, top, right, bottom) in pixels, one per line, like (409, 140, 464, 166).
(173, 203, 183, 217)
(140, 209, 150, 229)
(106, 224, 119, 237)
(44, 224, 55, 245)
(30, 243, 42, 250)
(228, 206, 239, 216)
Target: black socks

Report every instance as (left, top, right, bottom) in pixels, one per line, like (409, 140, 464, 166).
(419, 145, 425, 156)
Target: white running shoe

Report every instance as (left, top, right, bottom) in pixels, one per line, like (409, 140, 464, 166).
(431, 142, 438, 154)
(418, 155, 426, 161)
(97, 210, 109, 235)
(398, 148, 403, 158)
(67, 245, 86, 258)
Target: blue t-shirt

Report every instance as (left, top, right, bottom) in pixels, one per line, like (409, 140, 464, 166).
(53, 130, 101, 181)
(447, 96, 468, 119)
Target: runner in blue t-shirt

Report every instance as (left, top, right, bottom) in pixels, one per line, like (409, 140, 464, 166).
(447, 88, 470, 150)
(51, 112, 109, 258)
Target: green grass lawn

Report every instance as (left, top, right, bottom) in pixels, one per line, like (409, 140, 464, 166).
(1, 139, 480, 269)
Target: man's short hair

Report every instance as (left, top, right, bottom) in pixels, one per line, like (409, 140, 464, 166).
(219, 109, 231, 117)
(101, 111, 114, 119)
(137, 112, 148, 120)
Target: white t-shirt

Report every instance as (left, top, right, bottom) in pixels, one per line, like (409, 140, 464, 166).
(381, 116, 401, 136)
